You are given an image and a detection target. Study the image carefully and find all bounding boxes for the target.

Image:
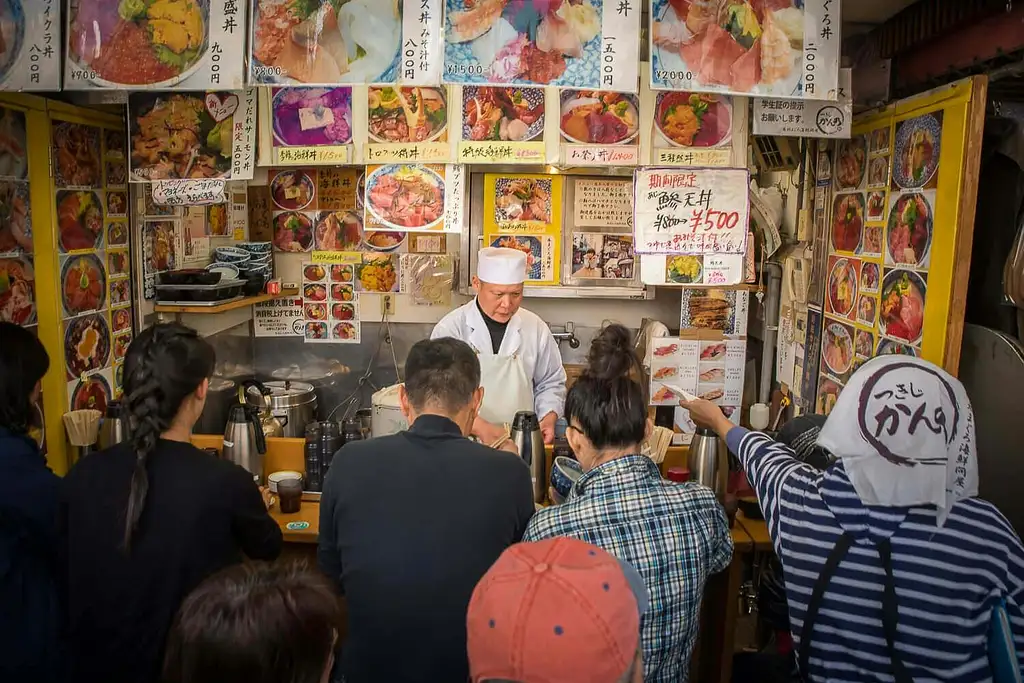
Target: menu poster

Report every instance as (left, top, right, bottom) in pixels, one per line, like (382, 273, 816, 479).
(443, 0, 639, 90)
(574, 179, 633, 228)
(65, 0, 246, 90)
(0, 106, 34, 330)
(680, 288, 749, 336)
(640, 252, 744, 286)
(560, 91, 641, 167)
(128, 91, 246, 182)
(250, 0, 443, 86)
(482, 174, 564, 287)
(634, 167, 749, 255)
(269, 168, 325, 253)
(0, 0, 61, 91)
(365, 85, 453, 164)
(254, 296, 304, 337)
(300, 261, 361, 344)
(817, 108, 941, 415)
(270, 87, 354, 165)
(648, 337, 745, 407)
(247, 185, 273, 241)
(754, 68, 854, 139)
(362, 163, 453, 233)
(570, 233, 635, 280)
(649, 0, 841, 100)
(642, 83, 740, 167)
(141, 220, 177, 300)
(456, 86, 551, 164)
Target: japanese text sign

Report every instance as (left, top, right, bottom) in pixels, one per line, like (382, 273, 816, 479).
(754, 68, 853, 139)
(2, 0, 61, 91)
(633, 167, 749, 255)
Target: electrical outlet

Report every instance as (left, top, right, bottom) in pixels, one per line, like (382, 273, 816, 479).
(381, 294, 395, 317)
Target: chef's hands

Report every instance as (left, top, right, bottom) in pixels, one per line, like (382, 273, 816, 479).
(679, 398, 734, 440)
(259, 486, 275, 510)
(472, 416, 507, 448)
(539, 412, 557, 445)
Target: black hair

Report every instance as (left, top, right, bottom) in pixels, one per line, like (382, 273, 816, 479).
(565, 324, 647, 451)
(162, 562, 343, 683)
(404, 337, 481, 413)
(0, 322, 49, 434)
(122, 323, 214, 551)
(776, 414, 833, 471)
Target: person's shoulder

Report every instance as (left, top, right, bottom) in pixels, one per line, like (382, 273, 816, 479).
(525, 499, 579, 540)
(434, 301, 471, 329)
(947, 497, 1022, 545)
(516, 306, 547, 330)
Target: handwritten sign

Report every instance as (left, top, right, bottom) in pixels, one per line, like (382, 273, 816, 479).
(400, 0, 443, 85)
(633, 167, 749, 255)
(2, 0, 60, 91)
(600, 0, 641, 92)
(801, 0, 842, 100)
(443, 164, 466, 234)
(364, 142, 450, 164)
(273, 146, 350, 166)
(151, 179, 227, 206)
(754, 68, 853, 139)
(656, 149, 732, 167)
(574, 179, 633, 228)
(231, 88, 257, 180)
(311, 251, 362, 264)
(317, 168, 358, 211)
(458, 141, 545, 164)
(563, 144, 639, 167)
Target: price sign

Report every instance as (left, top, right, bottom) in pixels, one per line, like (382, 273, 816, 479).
(633, 167, 749, 255)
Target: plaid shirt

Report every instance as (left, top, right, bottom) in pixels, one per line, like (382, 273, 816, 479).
(524, 455, 733, 683)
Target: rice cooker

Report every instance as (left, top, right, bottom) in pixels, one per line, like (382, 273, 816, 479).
(246, 380, 318, 439)
(371, 385, 408, 437)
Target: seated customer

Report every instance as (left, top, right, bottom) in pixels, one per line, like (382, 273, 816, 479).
(317, 336, 535, 683)
(62, 323, 282, 683)
(524, 324, 733, 682)
(163, 562, 342, 683)
(0, 323, 64, 683)
(682, 355, 1024, 681)
(467, 537, 648, 683)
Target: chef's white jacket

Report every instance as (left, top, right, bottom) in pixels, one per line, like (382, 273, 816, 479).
(431, 299, 567, 420)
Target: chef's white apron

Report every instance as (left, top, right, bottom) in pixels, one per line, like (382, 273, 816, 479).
(476, 351, 535, 426)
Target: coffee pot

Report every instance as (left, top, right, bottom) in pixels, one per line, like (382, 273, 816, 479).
(98, 401, 128, 450)
(223, 392, 268, 484)
(240, 380, 287, 439)
(510, 411, 545, 504)
(688, 426, 727, 498)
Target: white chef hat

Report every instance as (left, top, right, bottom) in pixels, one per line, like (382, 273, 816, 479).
(477, 247, 527, 285)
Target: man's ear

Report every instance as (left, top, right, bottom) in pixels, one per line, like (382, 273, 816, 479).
(398, 385, 412, 422)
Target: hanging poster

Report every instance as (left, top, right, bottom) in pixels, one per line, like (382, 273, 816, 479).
(574, 179, 633, 228)
(128, 91, 249, 181)
(649, 0, 841, 100)
(365, 86, 453, 164)
(269, 87, 354, 165)
(570, 233, 634, 280)
(0, 0, 61, 91)
(443, 0, 640, 91)
(65, 0, 246, 90)
(633, 166, 749, 254)
(814, 78, 979, 415)
(0, 109, 29, 257)
(482, 173, 563, 286)
(754, 68, 853, 139)
(679, 288, 749, 335)
(362, 164, 452, 234)
(457, 86, 549, 164)
(300, 261, 362, 343)
(254, 296, 304, 337)
(559, 91, 640, 166)
(645, 89, 739, 167)
(249, 0, 442, 86)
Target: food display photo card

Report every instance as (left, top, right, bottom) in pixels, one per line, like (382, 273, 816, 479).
(649, 336, 745, 407)
(364, 86, 454, 164)
(569, 233, 635, 281)
(272, 168, 371, 253)
(559, 91, 641, 167)
(268, 87, 355, 166)
(300, 261, 361, 344)
(679, 288, 749, 336)
(362, 164, 454, 233)
(482, 173, 564, 286)
(454, 86, 558, 164)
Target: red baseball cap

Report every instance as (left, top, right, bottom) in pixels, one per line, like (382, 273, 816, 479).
(467, 537, 648, 683)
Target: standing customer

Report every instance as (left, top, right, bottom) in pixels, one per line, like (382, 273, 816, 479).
(163, 562, 342, 683)
(467, 537, 648, 683)
(682, 355, 1024, 681)
(524, 324, 733, 682)
(318, 337, 535, 683)
(61, 323, 282, 683)
(0, 322, 64, 683)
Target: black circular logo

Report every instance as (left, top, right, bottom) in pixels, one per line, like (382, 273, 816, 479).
(816, 106, 845, 136)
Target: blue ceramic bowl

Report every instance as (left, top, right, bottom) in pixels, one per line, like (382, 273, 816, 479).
(214, 246, 251, 264)
(248, 252, 273, 263)
(205, 262, 240, 280)
(550, 456, 583, 503)
(238, 241, 272, 254)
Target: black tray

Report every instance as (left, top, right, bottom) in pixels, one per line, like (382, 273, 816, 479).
(155, 280, 245, 303)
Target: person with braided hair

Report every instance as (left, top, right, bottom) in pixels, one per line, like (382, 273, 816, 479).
(60, 323, 282, 683)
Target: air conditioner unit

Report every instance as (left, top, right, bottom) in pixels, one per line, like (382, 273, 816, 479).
(752, 135, 802, 172)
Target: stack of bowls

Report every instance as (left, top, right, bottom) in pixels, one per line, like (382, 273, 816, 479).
(206, 243, 273, 296)
(236, 242, 273, 278)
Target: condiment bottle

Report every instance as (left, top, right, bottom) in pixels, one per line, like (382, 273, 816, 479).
(304, 423, 322, 493)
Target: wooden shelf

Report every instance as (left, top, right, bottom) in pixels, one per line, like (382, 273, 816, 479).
(154, 288, 299, 315)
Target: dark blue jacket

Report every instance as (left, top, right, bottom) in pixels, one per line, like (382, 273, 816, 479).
(0, 428, 65, 682)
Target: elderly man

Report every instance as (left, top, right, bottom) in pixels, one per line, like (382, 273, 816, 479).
(432, 247, 566, 445)
(318, 337, 535, 683)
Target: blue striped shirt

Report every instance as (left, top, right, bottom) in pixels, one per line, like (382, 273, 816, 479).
(728, 428, 1024, 682)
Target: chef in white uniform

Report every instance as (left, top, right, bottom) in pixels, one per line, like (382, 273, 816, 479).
(431, 247, 566, 446)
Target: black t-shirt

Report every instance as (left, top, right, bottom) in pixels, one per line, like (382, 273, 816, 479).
(477, 298, 508, 353)
(61, 439, 282, 683)
(318, 415, 535, 683)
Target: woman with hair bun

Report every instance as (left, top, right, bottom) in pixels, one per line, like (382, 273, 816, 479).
(524, 323, 734, 683)
(61, 323, 282, 683)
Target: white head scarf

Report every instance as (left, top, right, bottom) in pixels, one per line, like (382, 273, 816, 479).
(816, 355, 977, 526)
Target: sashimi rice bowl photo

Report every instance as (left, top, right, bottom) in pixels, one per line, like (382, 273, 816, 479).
(365, 165, 445, 231)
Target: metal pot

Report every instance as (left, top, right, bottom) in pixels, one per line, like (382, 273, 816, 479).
(246, 380, 318, 438)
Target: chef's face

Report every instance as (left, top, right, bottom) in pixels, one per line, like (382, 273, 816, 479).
(474, 277, 523, 323)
